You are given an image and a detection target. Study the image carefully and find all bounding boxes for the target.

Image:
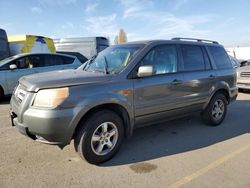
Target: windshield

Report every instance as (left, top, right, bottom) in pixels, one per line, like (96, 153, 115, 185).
(83, 45, 143, 74)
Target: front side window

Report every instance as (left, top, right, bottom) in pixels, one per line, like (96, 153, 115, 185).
(141, 45, 178, 75)
(26, 55, 45, 68)
(15, 57, 29, 69)
(84, 45, 142, 74)
(181, 45, 205, 71)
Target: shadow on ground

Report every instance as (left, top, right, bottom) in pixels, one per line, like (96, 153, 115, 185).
(103, 100, 250, 166)
(0, 96, 11, 105)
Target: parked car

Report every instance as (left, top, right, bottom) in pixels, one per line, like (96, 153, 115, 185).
(0, 53, 81, 99)
(0, 28, 10, 60)
(239, 60, 250, 67)
(10, 38, 238, 164)
(237, 65, 250, 91)
(56, 51, 88, 64)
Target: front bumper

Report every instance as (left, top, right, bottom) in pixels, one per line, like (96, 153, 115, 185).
(10, 101, 81, 146)
(237, 77, 250, 90)
(237, 83, 250, 90)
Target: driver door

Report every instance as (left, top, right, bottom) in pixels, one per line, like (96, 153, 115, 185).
(133, 45, 185, 126)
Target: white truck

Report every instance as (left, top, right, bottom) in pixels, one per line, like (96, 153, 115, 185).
(54, 37, 109, 59)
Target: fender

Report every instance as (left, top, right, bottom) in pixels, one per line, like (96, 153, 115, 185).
(66, 92, 134, 143)
(202, 80, 231, 110)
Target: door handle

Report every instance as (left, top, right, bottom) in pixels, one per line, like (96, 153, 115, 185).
(171, 79, 183, 85)
(209, 74, 216, 80)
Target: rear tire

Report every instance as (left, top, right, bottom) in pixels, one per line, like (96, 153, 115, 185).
(201, 93, 228, 126)
(74, 110, 124, 164)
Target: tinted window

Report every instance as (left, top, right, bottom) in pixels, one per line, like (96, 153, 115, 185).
(181, 45, 205, 71)
(44, 55, 62, 66)
(208, 46, 232, 69)
(27, 55, 45, 68)
(15, 57, 29, 69)
(141, 45, 178, 75)
(62, 56, 74, 64)
(202, 48, 212, 70)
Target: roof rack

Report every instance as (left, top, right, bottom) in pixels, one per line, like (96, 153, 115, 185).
(171, 37, 219, 44)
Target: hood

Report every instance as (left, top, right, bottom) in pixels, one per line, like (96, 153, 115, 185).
(19, 69, 111, 92)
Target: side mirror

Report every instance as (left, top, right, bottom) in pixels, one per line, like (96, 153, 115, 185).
(9, 64, 17, 70)
(137, 65, 154, 78)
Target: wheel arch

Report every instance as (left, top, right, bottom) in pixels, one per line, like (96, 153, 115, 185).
(72, 103, 133, 141)
(203, 88, 230, 110)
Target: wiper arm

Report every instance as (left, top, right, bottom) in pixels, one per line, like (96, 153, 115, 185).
(83, 55, 97, 70)
(104, 56, 109, 74)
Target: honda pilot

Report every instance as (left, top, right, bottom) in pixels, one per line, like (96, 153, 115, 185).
(10, 38, 238, 164)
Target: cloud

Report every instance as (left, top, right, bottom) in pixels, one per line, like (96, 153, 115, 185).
(61, 22, 75, 30)
(174, 0, 189, 11)
(117, 0, 154, 19)
(85, 3, 98, 13)
(30, 7, 43, 14)
(84, 14, 118, 38)
(0, 22, 17, 33)
(38, 0, 77, 7)
(123, 11, 216, 41)
(123, 7, 142, 19)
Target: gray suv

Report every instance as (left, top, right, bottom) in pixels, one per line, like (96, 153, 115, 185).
(10, 38, 238, 164)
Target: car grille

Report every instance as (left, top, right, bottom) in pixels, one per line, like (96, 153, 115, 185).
(240, 72, 250, 77)
(14, 84, 27, 103)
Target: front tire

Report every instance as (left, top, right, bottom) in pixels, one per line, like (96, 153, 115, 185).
(201, 93, 228, 126)
(74, 110, 124, 164)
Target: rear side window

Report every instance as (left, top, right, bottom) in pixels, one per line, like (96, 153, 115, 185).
(62, 56, 74, 64)
(44, 55, 63, 66)
(208, 46, 232, 69)
(27, 55, 45, 68)
(181, 45, 205, 71)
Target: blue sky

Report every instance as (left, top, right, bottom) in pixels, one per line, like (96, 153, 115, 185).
(0, 0, 250, 47)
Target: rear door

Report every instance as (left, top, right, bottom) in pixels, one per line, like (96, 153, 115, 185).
(38, 55, 77, 73)
(178, 44, 216, 110)
(133, 44, 185, 125)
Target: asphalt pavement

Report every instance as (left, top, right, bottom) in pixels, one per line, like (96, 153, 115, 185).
(0, 92, 249, 188)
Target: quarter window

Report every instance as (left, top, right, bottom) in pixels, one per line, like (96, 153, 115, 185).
(62, 56, 74, 64)
(208, 46, 232, 69)
(141, 45, 178, 75)
(44, 55, 62, 66)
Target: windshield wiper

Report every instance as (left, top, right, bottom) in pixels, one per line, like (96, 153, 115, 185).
(83, 55, 97, 70)
(104, 56, 109, 74)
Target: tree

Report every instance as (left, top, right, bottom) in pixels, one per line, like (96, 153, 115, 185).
(114, 28, 127, 44)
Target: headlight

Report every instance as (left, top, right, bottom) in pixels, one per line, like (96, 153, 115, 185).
(33, 87, 69, 108)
